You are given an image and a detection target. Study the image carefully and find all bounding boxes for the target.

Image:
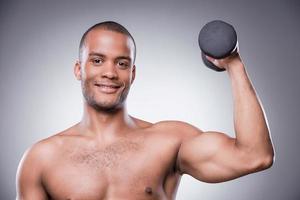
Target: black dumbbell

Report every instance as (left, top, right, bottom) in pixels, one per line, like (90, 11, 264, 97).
(198, 20, 238, 72)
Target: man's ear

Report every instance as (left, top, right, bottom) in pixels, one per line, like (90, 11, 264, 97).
(131, 65, 136, 84)
(74, 60, 82, 81)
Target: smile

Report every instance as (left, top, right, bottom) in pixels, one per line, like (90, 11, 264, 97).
(94, 83, 121, 94)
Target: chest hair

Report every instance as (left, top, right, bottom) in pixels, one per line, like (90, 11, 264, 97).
(66, 139, 142, 170)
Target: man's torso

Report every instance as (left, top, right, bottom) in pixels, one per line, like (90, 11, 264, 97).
(39, 119, 186, 200)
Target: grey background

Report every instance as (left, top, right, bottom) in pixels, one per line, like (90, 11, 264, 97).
(0, 0, 299, 199)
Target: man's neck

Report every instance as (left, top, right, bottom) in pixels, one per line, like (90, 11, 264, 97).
(78, 102, 136, 140)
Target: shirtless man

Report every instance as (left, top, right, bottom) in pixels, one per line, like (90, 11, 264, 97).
(16, 21, 275, 200)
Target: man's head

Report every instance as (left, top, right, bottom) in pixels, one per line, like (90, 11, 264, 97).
(78, 21, 136, 63)
(74, 21, 136, 112)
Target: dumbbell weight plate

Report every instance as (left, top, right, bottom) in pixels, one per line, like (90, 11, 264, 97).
(198, 20, 237, 72)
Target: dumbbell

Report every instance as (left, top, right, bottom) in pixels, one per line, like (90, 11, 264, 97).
(198, 20, 238, 72)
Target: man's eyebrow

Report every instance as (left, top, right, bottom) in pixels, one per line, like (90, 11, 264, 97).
(117, 56, 132, 62)
(88, 52, 105, 57)
(88, 52, 132, 62)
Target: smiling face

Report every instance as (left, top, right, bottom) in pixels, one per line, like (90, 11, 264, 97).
(74, 29, 136, 112)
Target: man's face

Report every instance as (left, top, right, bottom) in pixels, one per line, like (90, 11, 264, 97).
(74, 29, 136, 111)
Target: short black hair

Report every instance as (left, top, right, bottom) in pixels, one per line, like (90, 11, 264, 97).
(78, 21, 136, 63)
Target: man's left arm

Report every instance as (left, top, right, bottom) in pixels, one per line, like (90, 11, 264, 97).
(176, 53, 275, 183)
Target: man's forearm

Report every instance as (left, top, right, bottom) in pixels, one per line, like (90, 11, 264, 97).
(227, 57, 274, 164)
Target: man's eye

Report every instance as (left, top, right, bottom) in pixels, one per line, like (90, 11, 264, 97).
(93, 59, 103, 65)
(118, 61, 129, 68)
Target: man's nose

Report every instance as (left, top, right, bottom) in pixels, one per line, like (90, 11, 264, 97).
(102, 62, 118, 79)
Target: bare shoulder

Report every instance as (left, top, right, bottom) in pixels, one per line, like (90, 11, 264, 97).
(129, 117, 203, 144)
(19, 125, 78, 168)
(16, 127, 81, 199)
(16, 136, 60, 187)
(152, 120, 203, 141)
(19, 136, 61, 169)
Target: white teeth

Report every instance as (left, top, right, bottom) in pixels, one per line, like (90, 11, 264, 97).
(95, 83, 120, 89)
(101, 85, 116, 88)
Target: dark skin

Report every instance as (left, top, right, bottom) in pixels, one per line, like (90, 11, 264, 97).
(16, 29, 274, 200)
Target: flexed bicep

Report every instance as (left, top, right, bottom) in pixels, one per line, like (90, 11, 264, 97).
(177, 131, 261, 183)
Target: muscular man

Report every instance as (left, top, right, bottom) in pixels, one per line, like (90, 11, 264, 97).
(16, 21, 274, 200)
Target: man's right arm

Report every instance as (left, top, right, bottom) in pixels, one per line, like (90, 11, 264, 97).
(16, 143, 49, 200)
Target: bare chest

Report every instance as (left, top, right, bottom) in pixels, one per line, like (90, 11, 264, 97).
(43, 137, 180, 200)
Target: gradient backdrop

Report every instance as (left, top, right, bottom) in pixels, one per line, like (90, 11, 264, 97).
(0, 0, 299, 199)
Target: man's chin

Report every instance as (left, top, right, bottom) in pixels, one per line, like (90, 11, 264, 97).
(82, 89, 127, 113)
(89, 101, 123, 113)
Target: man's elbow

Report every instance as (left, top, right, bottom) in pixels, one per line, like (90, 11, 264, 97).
(250, 152, 275, 172)
(260, 153, 274, 169)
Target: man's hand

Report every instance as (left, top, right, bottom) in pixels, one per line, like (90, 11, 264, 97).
(205, 50, 242, 71)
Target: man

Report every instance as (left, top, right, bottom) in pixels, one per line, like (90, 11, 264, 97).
(16, 21, 274, 200)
